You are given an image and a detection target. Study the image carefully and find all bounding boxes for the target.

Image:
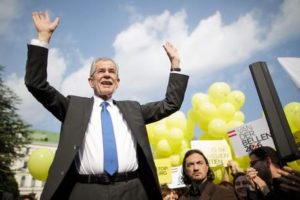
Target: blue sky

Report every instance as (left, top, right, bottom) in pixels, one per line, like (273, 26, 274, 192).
(1, 0, 300, 133)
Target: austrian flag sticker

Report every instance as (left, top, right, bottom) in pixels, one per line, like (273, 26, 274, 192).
(228, 130, 237, 137)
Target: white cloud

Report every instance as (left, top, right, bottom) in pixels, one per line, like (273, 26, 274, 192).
(48, 48, 67, 89)
(111, 0, 300, 102)
(5, 73, 46, 124)
(61, 57, 94, 97)
(122, 4, 143, 22)
(182, 11, 263, 71)
(5, 48, 67, 126)
(265, 0, 300, 46)
(112, 10, 264, 101)
(0, 0, 23, 38)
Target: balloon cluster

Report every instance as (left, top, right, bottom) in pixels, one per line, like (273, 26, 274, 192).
(147, 111, 191, 166)
(28, 148, 54, 181)
(147, 82, 247, 168)
(187, 82, 248, 183)
(284, 102, 300, 134)
(284, 102, 300, 171)
(189, 82, 246, 141)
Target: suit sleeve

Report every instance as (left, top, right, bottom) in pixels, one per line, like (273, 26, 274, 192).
(25, 45, 69, 121)
(141, 73, 189, 124)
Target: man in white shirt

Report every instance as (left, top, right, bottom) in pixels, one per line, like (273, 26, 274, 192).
(25, 11, 189, 200)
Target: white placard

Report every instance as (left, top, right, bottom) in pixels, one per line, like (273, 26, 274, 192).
(228, 117, 275, 157)
(191, 140, 232, 167)
(167, 166, 186, 189)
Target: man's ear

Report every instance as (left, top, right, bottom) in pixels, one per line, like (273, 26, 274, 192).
(115, 78, 120, 89)
(88, 77, 94, 88)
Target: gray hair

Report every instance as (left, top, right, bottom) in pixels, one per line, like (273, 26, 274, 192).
(90, 58, 119, 77)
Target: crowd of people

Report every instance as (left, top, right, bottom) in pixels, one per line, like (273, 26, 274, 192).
(161, 146, 300, 200)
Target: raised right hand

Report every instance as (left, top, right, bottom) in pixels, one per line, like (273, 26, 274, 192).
(32, 11, 60, 43)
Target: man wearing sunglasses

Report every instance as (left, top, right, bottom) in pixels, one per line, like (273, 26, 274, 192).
(246, 146, 300, 200)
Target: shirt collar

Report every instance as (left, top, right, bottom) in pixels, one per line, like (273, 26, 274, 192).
(93, 95, 113, 107)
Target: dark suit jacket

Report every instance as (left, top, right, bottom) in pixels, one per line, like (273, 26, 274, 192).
(25, 45, 189, 200)
(179, 182, 237, 200)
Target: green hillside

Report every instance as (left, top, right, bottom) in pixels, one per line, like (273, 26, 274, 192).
(30, 130, 59, 144)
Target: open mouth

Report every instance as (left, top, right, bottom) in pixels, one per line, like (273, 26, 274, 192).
(101, 81, 112, 85)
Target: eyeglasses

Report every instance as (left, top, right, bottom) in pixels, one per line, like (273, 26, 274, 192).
(250, 159, 263, 167)
(235, 180, 249, 186)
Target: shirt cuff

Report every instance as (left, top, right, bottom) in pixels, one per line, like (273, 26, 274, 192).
(170, 71, 182, 74)
(30, 39, 49, 49)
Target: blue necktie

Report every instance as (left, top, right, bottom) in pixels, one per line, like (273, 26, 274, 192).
(101, 102, 118, 175)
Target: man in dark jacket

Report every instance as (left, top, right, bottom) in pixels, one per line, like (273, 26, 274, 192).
(246, 146, 300, 200)
(179, 149, 237, 200)
(25, 11, 189, 200)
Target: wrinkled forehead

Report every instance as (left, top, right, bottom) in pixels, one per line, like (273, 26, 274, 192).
(90, 58, 119, 76)
(95, 60, 116, 68)
(186, 153, 205, 164)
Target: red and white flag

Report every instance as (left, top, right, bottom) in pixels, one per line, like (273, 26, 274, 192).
(227, 130, 237, 137)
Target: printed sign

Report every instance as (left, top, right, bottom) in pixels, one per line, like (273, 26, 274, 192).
(167, 166, 186, 189)
(191, 140, 232, 167)
(155, 158, 172, 184)
(228, 117, 275, 157)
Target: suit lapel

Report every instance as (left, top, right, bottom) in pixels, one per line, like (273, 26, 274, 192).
(78, 97, 94, 144)
(114, 101, 147, 147)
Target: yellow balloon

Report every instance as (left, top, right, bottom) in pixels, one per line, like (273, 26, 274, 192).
(156, 139, 173, 158)
(165, 111, 187, 131)
(186, 110, 196, 140)
(208, 118, 227, 139)
(153, 123, 169, 143)
(292, 130, 300, 150)
(211, 166, 224, 184)
(28, 148, 54, 181)
(227, 90, 246, 109)
(197, 117, 210, 131)
(208, 82, 231, 106)
(287, 160, 300, 171)
(197, 101, 218, 121)
(146, 123, 155, 145)
(168, 128, 184, 149)
(284, 102, 300, 133)
(180, 139, 190, 150)
(199, 132, 216, 140)
(227, 120, 243, 131)
(233, 111, 245, 122)
(218, 102, 236, 122)
(192, 93, 209, 110)
(187, 108, 197, 122)
(170, 154, 182, 166)
(234, 155, 250, 170)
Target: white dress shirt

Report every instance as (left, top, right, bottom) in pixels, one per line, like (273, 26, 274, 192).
(75, 96, 138, 174)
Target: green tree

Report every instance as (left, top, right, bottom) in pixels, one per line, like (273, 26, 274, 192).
(0, 65, 31, 198)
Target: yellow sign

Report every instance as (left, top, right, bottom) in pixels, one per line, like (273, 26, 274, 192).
(155, 158, 172, 184)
